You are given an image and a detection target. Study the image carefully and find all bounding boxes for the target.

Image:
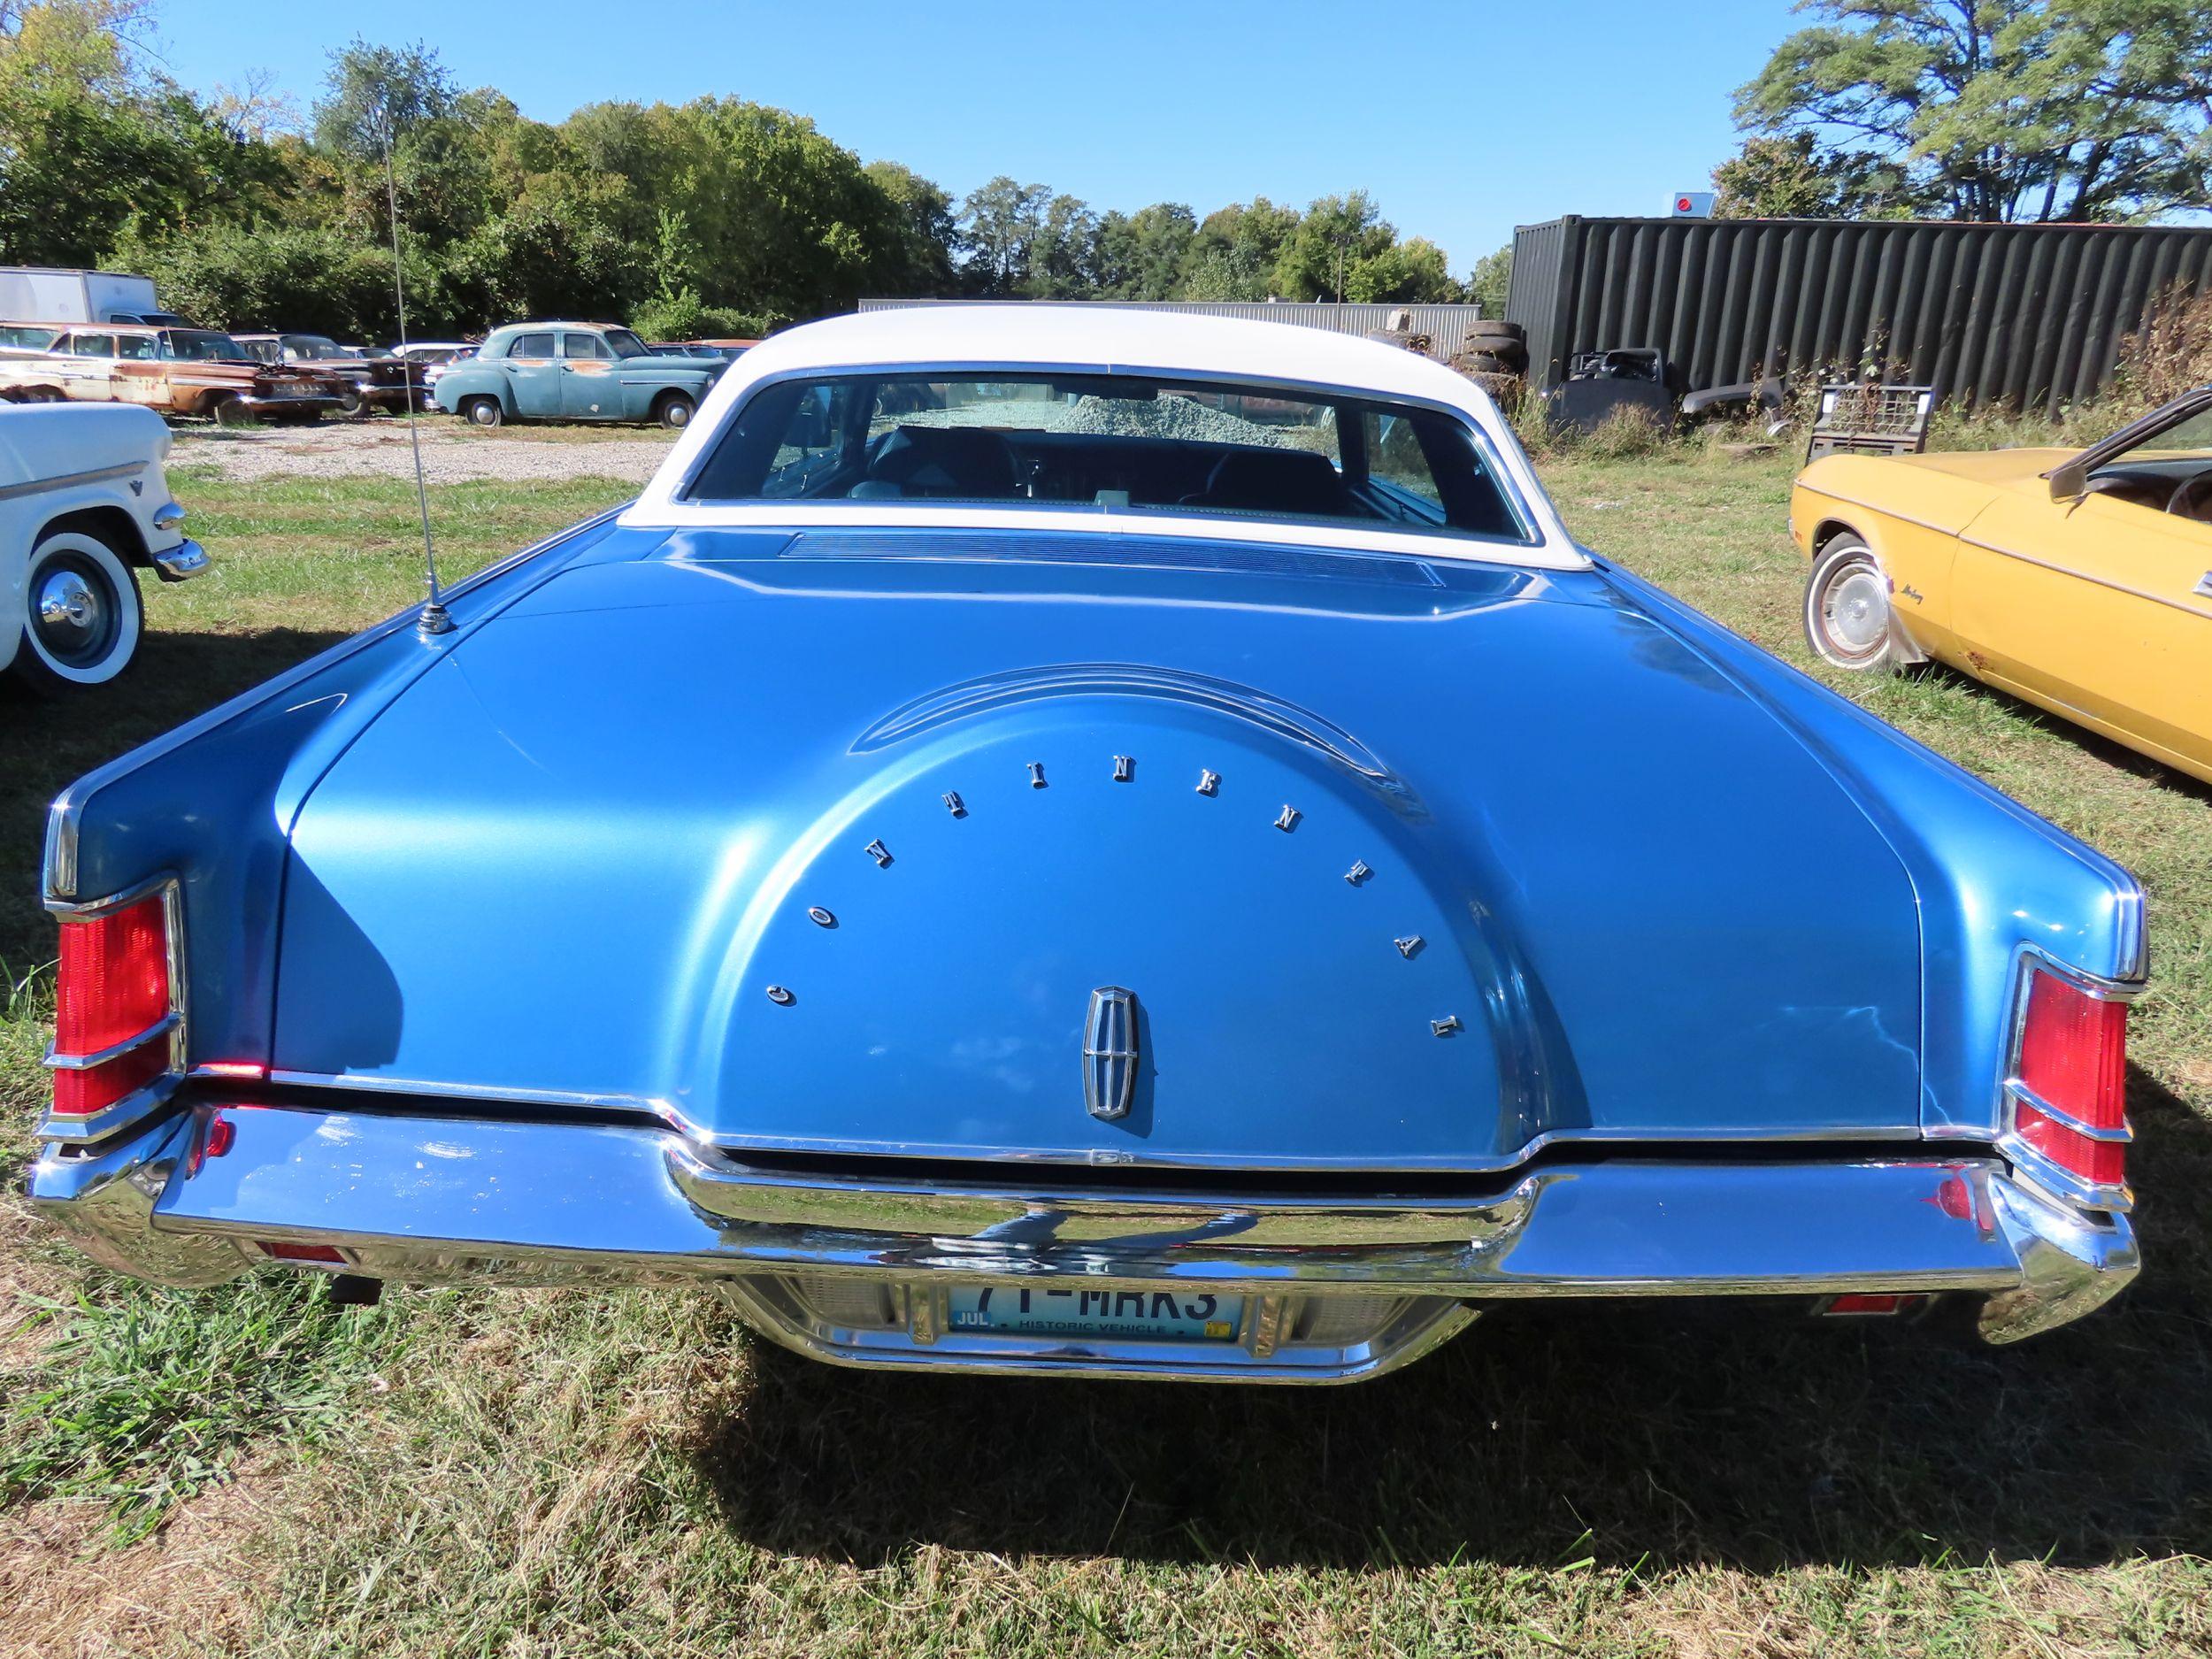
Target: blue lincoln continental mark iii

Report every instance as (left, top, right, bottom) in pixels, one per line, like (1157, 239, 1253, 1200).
(432, 320, 720, 428)
(32, 307, 2142, 1384)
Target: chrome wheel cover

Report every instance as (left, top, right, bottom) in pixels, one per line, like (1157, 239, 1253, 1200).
(32, 562, 114, 667)
(1821, 565, 1890, 660)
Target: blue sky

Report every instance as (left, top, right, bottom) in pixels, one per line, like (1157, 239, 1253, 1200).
(150, 0, 1800, 271)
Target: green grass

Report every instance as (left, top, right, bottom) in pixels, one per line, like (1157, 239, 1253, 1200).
(1, 442, 2208, 1655)
(3, 1274, 411, 1543)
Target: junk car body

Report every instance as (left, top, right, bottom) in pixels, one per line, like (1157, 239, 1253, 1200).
(31, 307, 2144, 1383)
(0, 324, 342, 425)
(0, 402, 207, 690)
(1794, 387, 2212, 785)
(232, 334, 424, 416)
(433, 322, 719, 428)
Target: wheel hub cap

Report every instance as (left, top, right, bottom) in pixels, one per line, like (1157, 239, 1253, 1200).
(1826, 569, 1889, 655)
(35, 569, 100, 654)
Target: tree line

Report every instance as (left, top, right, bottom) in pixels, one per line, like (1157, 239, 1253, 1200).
(0, 2, 1492, 342)
(10, 1, 2209, 344)
(1713, 0, 2212, 221)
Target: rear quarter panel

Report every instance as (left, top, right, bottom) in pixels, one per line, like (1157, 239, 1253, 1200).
(433, 362, 505, 416)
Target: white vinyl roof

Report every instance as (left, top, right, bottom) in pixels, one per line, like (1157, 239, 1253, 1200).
(626, 303, 1581, 567)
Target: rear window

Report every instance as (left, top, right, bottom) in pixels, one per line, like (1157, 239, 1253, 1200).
(684, 373, 1530, 545)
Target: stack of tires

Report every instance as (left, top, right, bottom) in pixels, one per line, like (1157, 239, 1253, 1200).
(1451, 319, 1527, 402)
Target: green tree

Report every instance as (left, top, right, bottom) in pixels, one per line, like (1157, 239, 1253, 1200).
(1090, 202, 1195, 299)
(1275, 192, 1389, 301)
(1735, 0, 2212, 221)
(863, 158, 956, 295)
(1180, 197, 1300, 300)
(572, 96, 899, 319)
(311, 37, 457, 159)
(1025, 193, 1098, 298)
(1271, 192, 1455, 303)
(957, 175, 1048, 294)
(1712, 131, 1925, 217)
(1468, 242, 1512, 315)
(1349, 235, 1460, 303)
(0, 0, 285, 266)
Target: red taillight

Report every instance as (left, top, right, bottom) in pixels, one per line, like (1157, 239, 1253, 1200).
(55, 895, 168, 1057)
(2010, 965, 2129, 1194)
(52, 1042, 168, 1118)
(50, 891, 174, 1119)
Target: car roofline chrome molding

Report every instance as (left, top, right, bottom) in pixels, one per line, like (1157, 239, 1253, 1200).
(642, 356, 1578, 570)
(40, 505, 629, 904)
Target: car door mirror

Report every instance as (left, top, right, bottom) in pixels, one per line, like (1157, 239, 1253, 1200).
(2047, 460, 2088, 502)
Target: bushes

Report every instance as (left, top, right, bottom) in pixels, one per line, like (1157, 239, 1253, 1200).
(628, 292, 783, 342)
(2114, 286, 2212, 410)
(112, 222, 400, 337)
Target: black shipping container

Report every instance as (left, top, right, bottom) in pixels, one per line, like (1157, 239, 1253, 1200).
(1506, 216, 2212, 414)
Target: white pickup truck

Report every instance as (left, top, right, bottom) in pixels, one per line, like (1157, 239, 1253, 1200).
(0, 403, 207, 690)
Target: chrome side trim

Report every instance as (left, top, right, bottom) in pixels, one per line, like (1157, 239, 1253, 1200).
(38, 505, 626, 902)
(263, 1068, 676, 1119)
(0, 459, 142, 502)
(1789, 482, 1962, 541)
(1958, 533, 2212, 621)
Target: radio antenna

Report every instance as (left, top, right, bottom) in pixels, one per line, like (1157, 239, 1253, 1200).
(380, 131, 451, 637)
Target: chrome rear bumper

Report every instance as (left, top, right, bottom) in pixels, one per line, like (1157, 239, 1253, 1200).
(29, 1102, 2139, 1382)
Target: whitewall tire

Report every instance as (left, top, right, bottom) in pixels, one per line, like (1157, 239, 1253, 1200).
(9, 527, 143, 692)
(1802, 536, 1901, 673)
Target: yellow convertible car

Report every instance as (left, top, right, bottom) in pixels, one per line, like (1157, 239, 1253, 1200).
(1791, 387, 2212, 786)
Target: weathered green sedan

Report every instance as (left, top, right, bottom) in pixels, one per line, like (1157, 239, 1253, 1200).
(433, 322, 720, 428)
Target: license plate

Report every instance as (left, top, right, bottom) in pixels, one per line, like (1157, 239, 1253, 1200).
(945, 1286, 1242, 1343)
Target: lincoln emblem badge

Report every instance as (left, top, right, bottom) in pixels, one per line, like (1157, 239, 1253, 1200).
(1083, 987, 1140, 1121)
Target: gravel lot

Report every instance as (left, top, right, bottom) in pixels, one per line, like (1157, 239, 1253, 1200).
(171, 419, 680, 485)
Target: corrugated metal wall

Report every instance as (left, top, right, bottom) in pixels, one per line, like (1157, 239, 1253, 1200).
(1505, 216, 2212, 413)
(857, 298, 1497, 365)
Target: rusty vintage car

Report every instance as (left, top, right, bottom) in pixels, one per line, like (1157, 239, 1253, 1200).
(0, 323, 343, 425)
(232, 333, 425, 416)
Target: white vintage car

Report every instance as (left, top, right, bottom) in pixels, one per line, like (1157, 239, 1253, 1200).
(0, 402, 206, 689)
